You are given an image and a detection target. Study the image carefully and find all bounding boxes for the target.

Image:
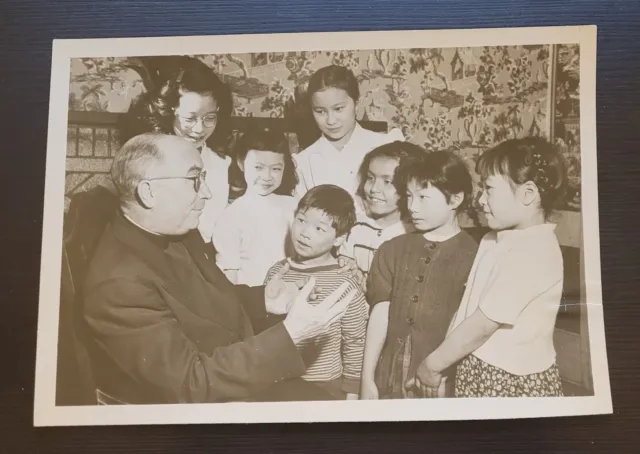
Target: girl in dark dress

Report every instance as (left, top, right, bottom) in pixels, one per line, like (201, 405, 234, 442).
(360, 150, 479, 399)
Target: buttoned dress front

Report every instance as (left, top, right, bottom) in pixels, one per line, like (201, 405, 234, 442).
(367, 231, 478, 398)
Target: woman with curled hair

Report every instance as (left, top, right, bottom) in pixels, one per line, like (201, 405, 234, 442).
(121, 56, 234, 243)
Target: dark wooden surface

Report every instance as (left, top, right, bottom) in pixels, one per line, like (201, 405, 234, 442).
(2, 1, 639, 452)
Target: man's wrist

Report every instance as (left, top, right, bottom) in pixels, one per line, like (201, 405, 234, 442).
(282, 319, 302, 345)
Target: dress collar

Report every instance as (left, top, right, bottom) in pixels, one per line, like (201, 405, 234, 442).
(317, 122, 366, 152)
(496, 223, 557, 244)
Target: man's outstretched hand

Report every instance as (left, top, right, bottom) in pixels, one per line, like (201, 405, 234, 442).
(283, 277, 356, 344)
(264, 261, 322, 315)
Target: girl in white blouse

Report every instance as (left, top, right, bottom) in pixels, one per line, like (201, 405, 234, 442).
(407, 137, 568, 398)
(293, 65, 404, 200)
(212, 129, 298, 286)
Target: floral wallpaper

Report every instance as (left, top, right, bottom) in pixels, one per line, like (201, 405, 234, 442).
(67, 44, 581, 211)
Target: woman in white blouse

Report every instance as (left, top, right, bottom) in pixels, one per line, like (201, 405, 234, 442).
(293, 65, 404, 200)
(123, 57, 233, 243)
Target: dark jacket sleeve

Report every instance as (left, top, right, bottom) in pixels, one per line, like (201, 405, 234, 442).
(84, 278, 305, 404)
(234, 284, 286, 333)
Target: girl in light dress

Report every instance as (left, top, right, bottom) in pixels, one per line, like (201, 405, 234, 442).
(212, 129, 299, 286)
(409, 137, 567, 398)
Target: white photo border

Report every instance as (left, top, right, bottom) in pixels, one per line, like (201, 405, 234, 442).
(34, 25, 611, 427)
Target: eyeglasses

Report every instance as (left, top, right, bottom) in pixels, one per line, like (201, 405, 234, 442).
(147, 170, 208, 192)
(175, 112, 219, 129)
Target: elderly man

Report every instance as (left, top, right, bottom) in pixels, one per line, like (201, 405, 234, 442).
(82, 133, 356, 405)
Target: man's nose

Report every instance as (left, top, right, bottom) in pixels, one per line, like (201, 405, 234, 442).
(199, 180, 212, 200)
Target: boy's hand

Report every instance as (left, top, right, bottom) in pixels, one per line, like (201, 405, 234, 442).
(359, 380, 379, 400)
(337, 256, 367, 292)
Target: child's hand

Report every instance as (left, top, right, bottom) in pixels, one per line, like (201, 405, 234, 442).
(436, 376, 448, 398)
(406, 356, 443, 398)
(337, 256, 367, 292)
(359, 380, 379, 400)
(265, 262, 322, 315)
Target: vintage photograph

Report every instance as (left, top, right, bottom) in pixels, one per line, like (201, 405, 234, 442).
(34, 25, 610, 426)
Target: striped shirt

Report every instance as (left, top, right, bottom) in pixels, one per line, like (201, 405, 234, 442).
(265, 258, 369, 395)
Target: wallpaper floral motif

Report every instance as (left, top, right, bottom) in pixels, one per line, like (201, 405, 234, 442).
(67, 44, 581, 211)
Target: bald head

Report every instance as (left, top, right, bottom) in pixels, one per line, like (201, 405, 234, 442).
(111, 133, 197, 204)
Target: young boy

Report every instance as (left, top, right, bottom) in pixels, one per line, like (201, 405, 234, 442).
(264, 184, 369, 400)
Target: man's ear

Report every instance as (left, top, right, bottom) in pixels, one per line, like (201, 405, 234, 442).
(136, 180, 156, 209)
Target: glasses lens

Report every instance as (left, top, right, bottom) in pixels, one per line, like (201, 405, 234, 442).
(179, 117, 193, 127)
(203, 115, 217, 128)
(194, 171, 206, 192)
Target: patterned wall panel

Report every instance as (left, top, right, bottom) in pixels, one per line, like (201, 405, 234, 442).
(66, 44, 581, 212)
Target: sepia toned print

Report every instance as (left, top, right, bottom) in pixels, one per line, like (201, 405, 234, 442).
(34, 25, 610, 427)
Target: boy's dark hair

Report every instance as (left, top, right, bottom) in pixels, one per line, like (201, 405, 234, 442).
(307, 64, 360, 102)
(397, 150, 474, 214)
(476, 137, 567, 218)
(232, 128, 298, 196)
(356, 141, 427, 218)
(296, 184, 356, 237)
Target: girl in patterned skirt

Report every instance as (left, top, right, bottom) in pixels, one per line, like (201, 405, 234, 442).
(409, 137, 567, 398)
(360, 150, 479, 399)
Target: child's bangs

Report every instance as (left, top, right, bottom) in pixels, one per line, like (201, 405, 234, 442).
(402, 163, 439, 191)
(475, 149, 512, 182)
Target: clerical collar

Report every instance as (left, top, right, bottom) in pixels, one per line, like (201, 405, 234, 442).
(121, 212, 183, 250)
